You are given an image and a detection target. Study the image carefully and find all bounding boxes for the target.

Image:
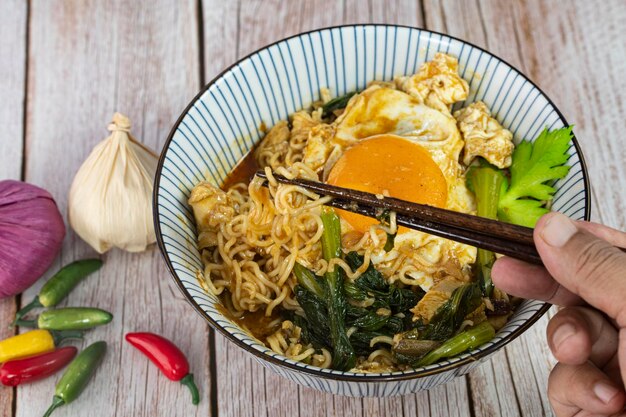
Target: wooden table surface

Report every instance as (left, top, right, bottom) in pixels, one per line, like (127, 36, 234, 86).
(1, 1, 624, 416)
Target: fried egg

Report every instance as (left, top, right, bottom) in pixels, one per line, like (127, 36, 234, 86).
(327, 134, 448, 233)
(320, 85, 477, 290)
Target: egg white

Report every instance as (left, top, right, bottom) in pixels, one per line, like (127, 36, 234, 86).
(321, 84, 477, 290)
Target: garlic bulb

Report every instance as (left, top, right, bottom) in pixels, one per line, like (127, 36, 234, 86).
(68, 113, 158, 253)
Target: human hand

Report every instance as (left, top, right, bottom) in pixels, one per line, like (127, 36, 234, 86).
(492, 212, 626, 417)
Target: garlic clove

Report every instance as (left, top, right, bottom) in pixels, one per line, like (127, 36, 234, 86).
(68, 113, 157, 253)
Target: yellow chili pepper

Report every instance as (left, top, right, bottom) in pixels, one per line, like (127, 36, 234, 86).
(0, 329, 83, 364)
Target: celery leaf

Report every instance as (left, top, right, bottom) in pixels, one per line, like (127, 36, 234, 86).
(498, 127, 573, 227)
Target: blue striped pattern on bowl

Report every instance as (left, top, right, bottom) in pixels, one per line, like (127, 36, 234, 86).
(154, 25, 590, 397)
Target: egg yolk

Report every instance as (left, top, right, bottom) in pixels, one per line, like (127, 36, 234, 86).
(326, 135, 448, 234)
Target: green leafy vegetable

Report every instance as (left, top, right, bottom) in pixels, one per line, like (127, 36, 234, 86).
(345, 252, 388, 295)
(342, 252, 423, 358)
(384, 233, 396, 252)
(416, 321, 495, 366)
(419, 282, 482, 341)
(467, 160, 505, 296)
(344, 251, 423, 314)
(498, 127, 573, 227)
(376, 209, 397, 252)
(322, 91, 357, 117)
(320, 208, 356, 371)
(293, 286, 331, 349)
(349, 331, 386, 356)
(352, 311, 391, 332)
(344, 282, 368, 301)
(389, 286, 423, 313)
(293, 263, 324, 298)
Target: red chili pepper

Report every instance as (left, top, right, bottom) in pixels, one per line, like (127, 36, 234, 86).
(0, 346, 77, 386)
(125, 332, 199, 405)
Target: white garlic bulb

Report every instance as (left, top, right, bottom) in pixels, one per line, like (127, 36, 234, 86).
(68, 113, 158, 253)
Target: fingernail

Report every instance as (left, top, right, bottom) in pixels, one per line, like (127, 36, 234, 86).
(540, 213, 577, 247)
(593, 381, 620, 404)
(552, 323, 575, 351)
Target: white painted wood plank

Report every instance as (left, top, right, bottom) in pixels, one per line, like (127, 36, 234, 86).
(0, 0, 26, 181)
(202, 0, 238, 84)
(421, 2, 535, 415)
(15, 2, 209, 417)
(0, 296, 17, 416)
(512, 0, 626, 230)
(207, 2, 475, 416)
(504, 0, 625, 415)
(202, 1, 622, 417)
(0, 0, 26, 414)
(4, 0, 621, 417)
(427, 2, 626, 417)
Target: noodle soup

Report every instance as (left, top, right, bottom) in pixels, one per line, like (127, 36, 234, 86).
(188, 53, 548, 373)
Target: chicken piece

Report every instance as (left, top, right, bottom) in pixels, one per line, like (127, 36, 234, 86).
(395, 53, 469, 114)
(454, 101, 514, 168)
(188, 182, 235, 249)
(410, 277, 464, 323)
(254, 120, 290, 170)
(301, 123, 336, 173)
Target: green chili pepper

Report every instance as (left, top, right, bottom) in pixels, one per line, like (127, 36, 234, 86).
(13, 259, 102, 325)
(15, 307, 113, 331)
(42, 341, 107, 417)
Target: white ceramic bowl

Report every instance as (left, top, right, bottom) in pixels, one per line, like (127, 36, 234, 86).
(154, 25, 590, 397)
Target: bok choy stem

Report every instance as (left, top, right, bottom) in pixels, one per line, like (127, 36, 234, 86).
(320, 207, 356, 371)
(467, 161, 505, 297)
(293, 263, 324, 298)
(417, 321, 495, 366)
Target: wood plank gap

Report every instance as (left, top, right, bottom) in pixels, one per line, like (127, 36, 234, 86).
(113, 260, 129, 415)
(20, 0, 31, 181)
(208, 329, 218, 417)
(197, 0, 206, 88)
(235, 0, 242, 60)
(503, 348, 520, 409)
(524, 340, 548, 416)
(13, 1, 31, 414)
(195, 4, 218, 416)
(418, 0, 427, 28)
(465, 375, 476, 417)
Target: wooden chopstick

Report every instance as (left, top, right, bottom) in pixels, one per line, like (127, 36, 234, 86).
(255, 170, 542, 264)
(327, 198, 542, 264)
(256, 171, 626, 265)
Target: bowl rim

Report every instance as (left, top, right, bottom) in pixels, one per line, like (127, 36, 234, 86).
(153, 23, 591, 382)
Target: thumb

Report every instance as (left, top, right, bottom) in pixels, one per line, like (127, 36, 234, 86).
(534, 212, 626, 327)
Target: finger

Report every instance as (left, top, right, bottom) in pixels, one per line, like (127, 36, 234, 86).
(548, 361, 626, 417)
(534, 212, 626, 327)
(576, 220, 626, 248)
(492, 256, 583, 305)
(547, 307, 619, 367)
